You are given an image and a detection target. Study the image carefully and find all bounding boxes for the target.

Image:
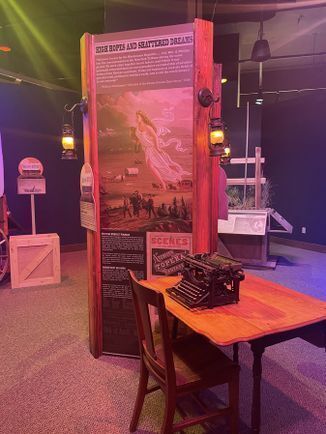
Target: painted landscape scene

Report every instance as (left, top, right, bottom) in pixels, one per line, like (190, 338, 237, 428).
(97, 88, 193, 232)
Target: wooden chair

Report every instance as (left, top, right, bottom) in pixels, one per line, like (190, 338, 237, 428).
(128, 270, 240, 434)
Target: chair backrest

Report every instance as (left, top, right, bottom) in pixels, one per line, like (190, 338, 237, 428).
(128, 270, 176, 386)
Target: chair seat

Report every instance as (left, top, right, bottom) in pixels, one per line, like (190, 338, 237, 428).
(128, 271, 239, 434)
(156, 333, 238, 392)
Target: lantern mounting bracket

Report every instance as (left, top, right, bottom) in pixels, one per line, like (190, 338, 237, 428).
(198, 88, 219, 108)
(64, 96, 88, 114)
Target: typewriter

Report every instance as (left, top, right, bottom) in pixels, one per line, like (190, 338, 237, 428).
(167, 253, 244, 309)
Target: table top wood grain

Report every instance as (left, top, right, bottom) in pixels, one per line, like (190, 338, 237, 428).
(142, 274, 326, 346)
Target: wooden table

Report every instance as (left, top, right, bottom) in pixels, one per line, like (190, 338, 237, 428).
(143, 273, 326, 433)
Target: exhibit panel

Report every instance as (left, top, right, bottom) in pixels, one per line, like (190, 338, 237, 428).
(97, 22, 194, 356)
(81, 19, 218, 357)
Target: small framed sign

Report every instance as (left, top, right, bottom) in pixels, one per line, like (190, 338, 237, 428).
(17, 157, 46, 234)
(80, 162, 94, 195)
(18, 157, 44, 177)
(17, 176, 46, 195)
(80, 163, 97, 232)
(146, 232, 192, 279)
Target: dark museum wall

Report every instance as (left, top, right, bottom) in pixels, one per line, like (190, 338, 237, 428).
(222, 84, 262, 181)
(241, 62, 326, 246)
(223, 88, 326, 247)
(231, 61, 326, 246)
(261, 91, 326, 245)
(0, 83, 85, 246)
(104, 0, 189, 32)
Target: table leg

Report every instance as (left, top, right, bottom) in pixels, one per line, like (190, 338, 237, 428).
(172, 316, 179, 339)
(233, 342, 239, 363)
(250, 343, 265, 433)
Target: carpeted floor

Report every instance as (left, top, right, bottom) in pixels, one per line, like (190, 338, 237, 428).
(0, 243, 325, 433)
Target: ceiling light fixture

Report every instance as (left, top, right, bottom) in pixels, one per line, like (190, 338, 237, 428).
(0, 46, 11, 53)
(255, 88, 264, 105)
(251, 19, 271, 62)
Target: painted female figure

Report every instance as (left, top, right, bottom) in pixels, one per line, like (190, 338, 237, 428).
(135, 111, 190, 190)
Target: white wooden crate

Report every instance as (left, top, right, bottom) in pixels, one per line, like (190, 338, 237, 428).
(10, 233, 61, 289)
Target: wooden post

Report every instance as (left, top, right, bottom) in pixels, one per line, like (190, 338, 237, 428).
(80, 34, 103, 358)
(193, 19, 215, 254)
(31, 194, 36, 235)
(255, 147, 262, 209)
(187, 0, 203, 21)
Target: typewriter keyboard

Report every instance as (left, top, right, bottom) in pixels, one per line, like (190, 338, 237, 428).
(166, 280, 209, 309)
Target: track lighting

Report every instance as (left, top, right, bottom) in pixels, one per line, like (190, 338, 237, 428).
(255, 89, 264, 105)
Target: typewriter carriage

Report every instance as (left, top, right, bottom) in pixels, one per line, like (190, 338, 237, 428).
(167, 253, 245, 309)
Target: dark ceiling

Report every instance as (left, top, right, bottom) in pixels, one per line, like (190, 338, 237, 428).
(0, 0, 104, 90)
(0, 1, 325, 91)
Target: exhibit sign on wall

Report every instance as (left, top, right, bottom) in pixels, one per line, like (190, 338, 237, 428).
(93, 23, 194, 355)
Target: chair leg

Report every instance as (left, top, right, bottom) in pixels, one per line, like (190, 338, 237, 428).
(130, 361, 149, 432)
(161, 389, 176, 434)
(228, 374, 239, 434)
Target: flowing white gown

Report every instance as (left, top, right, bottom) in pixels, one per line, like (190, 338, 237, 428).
(136, 129, 190, 183)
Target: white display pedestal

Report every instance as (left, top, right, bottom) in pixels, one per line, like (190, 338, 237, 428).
(218, 209, 293, 268)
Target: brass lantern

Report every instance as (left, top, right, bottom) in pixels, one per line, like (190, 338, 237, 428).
(61, 123, 77, 160)
(61, 97, 88, 160)
(209, 118, 229, 157)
